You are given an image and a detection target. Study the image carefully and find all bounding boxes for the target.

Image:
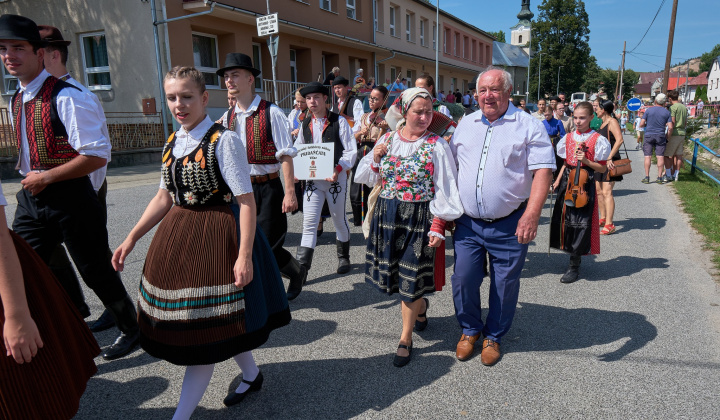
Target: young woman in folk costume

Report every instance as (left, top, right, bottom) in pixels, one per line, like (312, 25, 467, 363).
(112, 67, 289, 419)
(355, 88, 463, 367)
(350, 85, 390, 226)
(550, 101, 611, 284)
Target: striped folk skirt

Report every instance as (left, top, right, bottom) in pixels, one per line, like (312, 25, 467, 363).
(139, 204, 290, 366)
(0, 232, 99, 419)
(365, 197, 436, 302)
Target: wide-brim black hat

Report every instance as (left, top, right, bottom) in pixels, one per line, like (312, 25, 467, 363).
(216, 53, 260, 77)
(0, 14, 47, 46)
(38, 25, 71, 46)
(300, 82, 329, 97)
(332, 76, 349, 86)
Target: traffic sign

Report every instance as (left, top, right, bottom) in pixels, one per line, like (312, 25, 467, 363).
(627, 98, 642, 111)
(256, 13, 279, 37)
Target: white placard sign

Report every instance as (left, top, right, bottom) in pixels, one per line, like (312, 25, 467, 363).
(293, 143, 335, 180)
(256, 13, 279, 37)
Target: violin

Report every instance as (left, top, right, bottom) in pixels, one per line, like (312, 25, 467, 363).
(564, 143, 590, 208)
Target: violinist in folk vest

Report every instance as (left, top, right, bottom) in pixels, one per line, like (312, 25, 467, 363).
(330, 76, 363, 126)
(550, 101, 611, 284)
(0, 14, 140, 360)
(294, 82, 357, 275)
(218, 53, 307, 301)
(350, 85, 389, 226)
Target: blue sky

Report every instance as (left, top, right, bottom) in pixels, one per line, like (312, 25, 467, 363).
(440, 0, 719, 72)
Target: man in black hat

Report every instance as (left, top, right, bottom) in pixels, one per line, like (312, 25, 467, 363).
(39, 24, 118, 331)
(0, 14, 139, 360)
(330, 76, 363, 125)
(217, 52, 307, 300)
(294, 82, 356, 275)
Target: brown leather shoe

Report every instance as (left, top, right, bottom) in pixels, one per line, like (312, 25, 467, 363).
(456, 333, 481, 361)
(480, 338, 501, 366)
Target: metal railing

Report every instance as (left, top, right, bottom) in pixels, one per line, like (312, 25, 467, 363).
(0, 107, 16, 158)
(104, 112, 168, 150)
(687, 137, 720, 187)
(262, 80, 307, 110)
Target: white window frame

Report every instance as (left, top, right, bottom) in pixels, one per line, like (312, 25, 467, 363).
(420, 19, 425, 46)
(454, 33, 459, 56)
(432, 23, 436, 50)
(320, 0, 332, 12)
(1, 65, 18, 95)
(289, 49, 298, 83)
(389, 6, 396, 37)
(443, 28, 448, 53)
(252, 43, 264, 91)
(80, 31, 111, 91)
(346, 0, 356, 19)
(191, 32, 220, 89)
(406, 14, 412, 42)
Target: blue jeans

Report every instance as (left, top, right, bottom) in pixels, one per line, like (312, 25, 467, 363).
(451, 211, 529, 343)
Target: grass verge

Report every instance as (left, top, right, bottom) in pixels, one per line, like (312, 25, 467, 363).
(672, 166, 720, 270)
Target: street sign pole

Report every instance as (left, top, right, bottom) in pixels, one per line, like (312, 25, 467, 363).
(258, 4, 280, 104)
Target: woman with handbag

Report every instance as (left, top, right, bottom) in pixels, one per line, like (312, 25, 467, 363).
(595, 99, 626, 235)
(355, 88, 463, 367)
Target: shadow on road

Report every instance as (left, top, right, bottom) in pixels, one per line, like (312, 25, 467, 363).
(613, 217, 666, 233)
(522, 252, 669, 281)
(612, 188, 648, 198)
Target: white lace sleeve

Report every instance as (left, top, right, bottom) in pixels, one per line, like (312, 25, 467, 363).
(216, 130, 253, 196)
(594, 135, 612, 161)
(354, 132, 391, 187)
(429, 137, 464, 221)
(556, 134, 568, 159)
(338, 117, 358, 171)
(270, 105, 297, 159)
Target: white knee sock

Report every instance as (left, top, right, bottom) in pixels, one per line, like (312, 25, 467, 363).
(172, 364, 215, 420)
(233, 351, 260, 394)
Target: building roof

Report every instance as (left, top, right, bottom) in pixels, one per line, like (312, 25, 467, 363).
(492, 41, 529, 68)
(688, 71, 708, 86)
(667, 77, 690, 90)
(634, 82, 654, 94)
(638, 72, 662, 84)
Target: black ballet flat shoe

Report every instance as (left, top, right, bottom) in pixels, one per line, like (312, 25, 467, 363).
(392, 343, 413, 368)
(414, 298, 429, 331)
(223, 371, 264, 407)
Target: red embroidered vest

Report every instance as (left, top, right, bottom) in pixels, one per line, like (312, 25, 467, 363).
(226, 99, 278, 165)
(564, 131, 600, 167)
(12, 76, 80, 170)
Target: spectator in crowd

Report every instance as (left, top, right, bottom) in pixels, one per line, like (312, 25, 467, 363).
(620, 113, 628, 135)
(438, 90, 445, 102)
(590, 97, 603, 131)
(634, 111, 644, 150)
(666, 90, 688, 182)
(446, 90, 455, 104)
(517, 98, 527, 111)
(639, 93, 673, 184)
(697, 98, 704, 117)
(532, 98, 547, 120)
(555, 102, 575, 134)
(322, 66, 340, 85)
(595, 100, 625, 235)
(462, 91, 471, 109)
(353, 68, 365, 86)
(414, 75, 451, 118)
(543, 104, 566, 178)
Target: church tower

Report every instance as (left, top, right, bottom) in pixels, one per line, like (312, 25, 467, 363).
(511, 0, 533, 55)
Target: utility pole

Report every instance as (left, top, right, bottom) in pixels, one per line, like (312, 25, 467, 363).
(614, 64, 621, 102)
(618, 41, 626, 105)
(267, 0, 279, 104)
(556, 65, 563, 95)
(662, 0, 679, 93)
(684, 60, 690, 102)
(537, 52, 544, 101)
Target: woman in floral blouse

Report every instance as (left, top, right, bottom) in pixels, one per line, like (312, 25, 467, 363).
(355, 88, 463, 367)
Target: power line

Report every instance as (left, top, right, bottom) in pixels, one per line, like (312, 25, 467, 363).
(628, 52, 663, 69)
(631, 51, 688, 61)
(627, 0, 667, 54)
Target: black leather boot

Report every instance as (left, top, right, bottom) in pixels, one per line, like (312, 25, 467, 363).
(336, 240, 351, 274)
(102, 295, 141, 360)
(560, 255, 581, 284)
(89, 308, 116, 332)
(296, 246, 314, 272)
(282, 257, 308, 301)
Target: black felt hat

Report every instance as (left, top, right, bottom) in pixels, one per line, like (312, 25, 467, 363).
(216, 53, 260, 77)
(38, 25, 71, 46)
(300, 82, 329, 97)
(332, 76, 349, 86)
(0, 14, 47, 46)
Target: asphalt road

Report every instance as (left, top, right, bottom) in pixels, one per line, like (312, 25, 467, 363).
(3, 132, 720, 419)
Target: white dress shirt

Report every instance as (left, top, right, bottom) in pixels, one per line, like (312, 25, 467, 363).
(13, 70, 111, 185)
(555, 130, 611, 161)
(451, 103, 556, 220)
(61, 74, 109, 191)
(354, 131, 464, 222)
(227, 94, 297, 176)
(338, 96, 364, 125)
(294, 114, 357, 171)
(159, 116, 253, 196)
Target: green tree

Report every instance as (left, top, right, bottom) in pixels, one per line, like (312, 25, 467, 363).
(695, 85, 707, 103)
(699, 44, 720, 73)
(528, 0, 591, 100)
(488, 30, 506, 43)
(580, 63, 639, 103)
